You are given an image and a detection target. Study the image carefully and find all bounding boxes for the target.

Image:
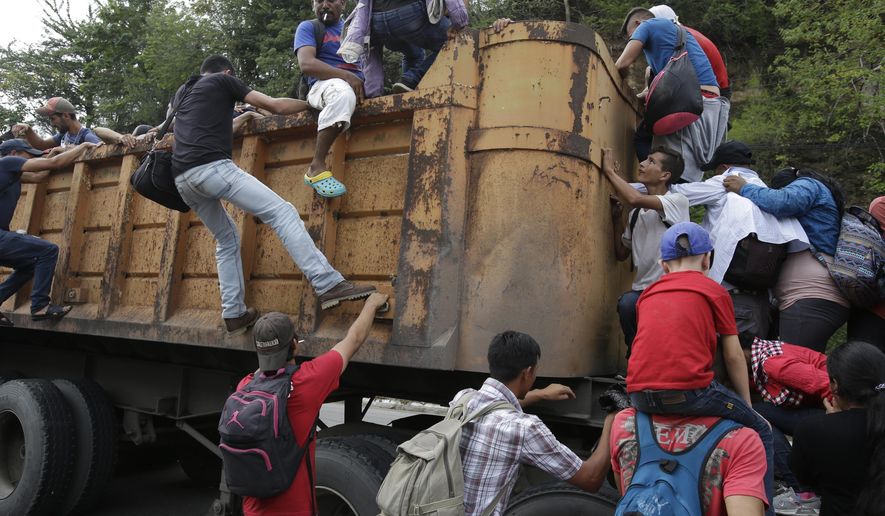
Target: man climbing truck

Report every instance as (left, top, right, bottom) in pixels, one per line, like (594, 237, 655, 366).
(0, 22, 638, 516)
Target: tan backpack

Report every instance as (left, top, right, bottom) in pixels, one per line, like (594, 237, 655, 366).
(376, 392, 513, 516)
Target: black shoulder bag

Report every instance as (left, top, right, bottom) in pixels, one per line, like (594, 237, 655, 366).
(129, 76, 199, 213)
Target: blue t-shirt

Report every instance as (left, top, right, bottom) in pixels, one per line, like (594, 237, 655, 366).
(0, 156, 27, 231)
(631, 18, 718, 88)
(52, 126, 102, 147)
(294, 19, 364, 87)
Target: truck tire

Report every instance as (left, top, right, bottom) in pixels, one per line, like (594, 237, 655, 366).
(315, 437, 389, 516)
(176, 426, 222, 487)
(0, 379, 75, 516)
(52, 379, 117, 515)
(504, 482, 616, 515)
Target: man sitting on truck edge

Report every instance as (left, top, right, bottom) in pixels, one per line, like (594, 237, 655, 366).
(237, 292, 389, 516)
(11, 97, 103, 152)
(615, 7, 728, 182)
(296, 0, 364, 198)
(337, 0, 469, 95)
(600, 146, 689, 360)
(452, 331, 616, 516)
(625, 222, 774, 514)
(0, 139, 98, 325)
(171, 54, 375, 335)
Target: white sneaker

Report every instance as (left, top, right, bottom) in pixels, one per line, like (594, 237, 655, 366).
(773, 488, 820, 516)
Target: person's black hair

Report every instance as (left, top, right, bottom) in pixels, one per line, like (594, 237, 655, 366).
(797, 168, 845, 214)
(487, 331, 541, 383)
(827, 340, 885, 515)
(285, 332, 301, 362)
(771, 166, 845, 214)
(132, 124, 152, 136)
(650, 145, 684, 185)
(200, 55, 235, 75)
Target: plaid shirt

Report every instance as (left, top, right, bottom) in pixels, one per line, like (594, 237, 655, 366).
(453, 378, 582, 516)
(751, 337, 804, 406)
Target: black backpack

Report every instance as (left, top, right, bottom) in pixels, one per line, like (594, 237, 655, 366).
(644, 27, 704, 136)
(724, 233, 788, 291)
(218, 364, 314, 499)
(295, 19, 326, 100)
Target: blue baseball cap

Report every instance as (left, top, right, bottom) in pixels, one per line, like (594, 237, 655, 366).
(661, 222, 714, 261)
(0, 139, 43, 156)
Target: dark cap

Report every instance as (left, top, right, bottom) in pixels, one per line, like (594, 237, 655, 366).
(660, 222, 714, 261)
(0, 139, 43, 156)
(35, 97, 77, 116)
(701, 141, 755, 171)
(253, 312, 297, 371)
(621, 7, 653, 35)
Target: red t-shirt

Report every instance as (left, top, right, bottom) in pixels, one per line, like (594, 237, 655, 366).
(627, 271, 738, 392)
(686, 27, 729, 92)
(240, 350, 343, 516)
(610, 409, 768, 515)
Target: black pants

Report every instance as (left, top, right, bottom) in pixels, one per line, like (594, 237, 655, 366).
(847, 307, 885, 353)
(778, 298, 850, 353)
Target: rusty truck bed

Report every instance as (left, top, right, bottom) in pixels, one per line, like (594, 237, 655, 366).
(2, 22, 639, 378)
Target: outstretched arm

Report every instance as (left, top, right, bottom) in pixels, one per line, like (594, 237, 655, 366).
(331, 292, 389, 373)
(601, 148, 663, 211)
(11, 123, 57, 150)
(20, 142, 96, 174)
(244, 91, 310, 116)
(567, 413, 615, 492)
(722, 334, 752, 405)
(615, 40, 643, 77)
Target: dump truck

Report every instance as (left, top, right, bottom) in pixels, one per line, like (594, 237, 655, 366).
(0, 22, 641, 516)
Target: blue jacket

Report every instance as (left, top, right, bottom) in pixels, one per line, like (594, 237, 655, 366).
(740, 177, 840, 255)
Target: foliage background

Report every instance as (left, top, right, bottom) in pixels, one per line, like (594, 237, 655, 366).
(1, 0, 881, 202)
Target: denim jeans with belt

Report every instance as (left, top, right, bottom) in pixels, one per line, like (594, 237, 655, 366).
(0, 231, 59, 312)
(175, 159, 344, 318)
(371, 0, 451, 88)
(631, 380, 775, 514)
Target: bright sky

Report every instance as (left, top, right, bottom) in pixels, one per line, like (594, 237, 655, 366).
(6, 0, 95, 48)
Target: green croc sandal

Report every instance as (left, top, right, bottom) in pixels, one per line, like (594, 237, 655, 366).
(304, 171, 346, 198)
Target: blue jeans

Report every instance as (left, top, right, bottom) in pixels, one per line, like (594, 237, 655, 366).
(631, 381, 775, 514)
(753, 401, 822, 493)
(0, 231, 59, 312)
(617, 290, 642, 358)
(371, 0, 451, 88)
(175, 159, 344, 318)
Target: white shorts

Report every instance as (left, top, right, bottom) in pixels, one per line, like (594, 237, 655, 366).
(307, 78, 357, 132)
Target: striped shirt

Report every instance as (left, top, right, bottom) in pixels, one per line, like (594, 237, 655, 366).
(453, 378, 582, 515)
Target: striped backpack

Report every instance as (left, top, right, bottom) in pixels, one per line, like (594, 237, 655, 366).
(816, 206, 885, 308)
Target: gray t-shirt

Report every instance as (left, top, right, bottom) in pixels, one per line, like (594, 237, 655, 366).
(622, 191, 690, 290)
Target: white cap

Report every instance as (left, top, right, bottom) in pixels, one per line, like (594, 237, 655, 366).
(649, 5, 679, 24)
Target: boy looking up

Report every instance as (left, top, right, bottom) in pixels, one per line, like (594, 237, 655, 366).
(601, 147, 689, 358)
(626, 222, 774, 514)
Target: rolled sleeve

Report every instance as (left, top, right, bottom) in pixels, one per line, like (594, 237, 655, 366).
(520, 415, 582, 480)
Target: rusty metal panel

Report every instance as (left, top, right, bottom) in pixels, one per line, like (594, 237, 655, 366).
(6, 23, 639, 379)
(340, 155, 409, 214)
(333, 216, 401, 277)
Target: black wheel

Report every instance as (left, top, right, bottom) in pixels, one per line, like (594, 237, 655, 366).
(52, 379, 117, 515)
(505, 482, 617, 515)
(0, 379, 75, 516)
(175, 425, 222, 487)
(315, 437, 389, 516)
(351, 433, 400, 465)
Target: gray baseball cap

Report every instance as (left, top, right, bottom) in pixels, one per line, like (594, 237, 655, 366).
(253, 312, 297, 371)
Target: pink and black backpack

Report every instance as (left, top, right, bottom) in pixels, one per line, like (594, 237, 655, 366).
(645, 27, 705, 136)
(218, 364, 314, 498)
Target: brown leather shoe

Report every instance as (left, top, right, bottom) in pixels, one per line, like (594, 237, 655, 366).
(224, 307, 259, 335)
(318, 281, 376, 310)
